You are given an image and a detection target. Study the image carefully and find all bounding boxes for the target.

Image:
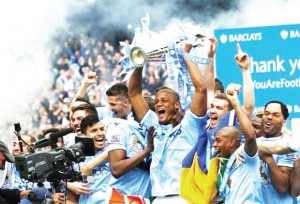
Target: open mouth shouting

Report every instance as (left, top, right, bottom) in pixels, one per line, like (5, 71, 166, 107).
(72, 124, 81, 135)
(157, 108, 166, 120)
(75, 128, 81, 134)
(210, 115, 219, 127)
(94, 136, 106, 149)
(263, 121, 273, 131)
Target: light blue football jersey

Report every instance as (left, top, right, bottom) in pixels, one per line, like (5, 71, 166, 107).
(79, 149, 111, 204)
(106, 121, 151, 198)
(258, 136, 297, 204)
(140, 109, 206, 197)
(224, 149, 264, 203)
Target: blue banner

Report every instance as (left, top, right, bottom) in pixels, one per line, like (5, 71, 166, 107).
(214, 24, 300, 124)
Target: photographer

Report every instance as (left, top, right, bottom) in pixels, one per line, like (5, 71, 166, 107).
(0, 140, 30, 204)
(1, 135, 36, 190)
(9, 127, 71, 204)
(22, 128, 66, 204)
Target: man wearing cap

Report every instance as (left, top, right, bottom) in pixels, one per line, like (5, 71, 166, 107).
(0, 140, 30, 204)
(0, 140, 15, 169)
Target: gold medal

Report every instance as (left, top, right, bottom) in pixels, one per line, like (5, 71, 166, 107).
(87, 176, 94, 184)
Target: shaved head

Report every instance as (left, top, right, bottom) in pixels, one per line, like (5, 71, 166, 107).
(219, 126, 241, 142)
(213, 126, 241, 158)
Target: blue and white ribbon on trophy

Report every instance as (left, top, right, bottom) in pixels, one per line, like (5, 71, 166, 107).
(166, 42, 192, 110)
(166, 43, 186, 109)
(118, 42, 136, 81)
(166, 42, 209, 110)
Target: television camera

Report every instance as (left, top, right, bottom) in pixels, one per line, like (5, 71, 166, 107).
(14, 127, 95, 183)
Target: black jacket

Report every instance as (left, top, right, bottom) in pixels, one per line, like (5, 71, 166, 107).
(0, 189, 21, 204)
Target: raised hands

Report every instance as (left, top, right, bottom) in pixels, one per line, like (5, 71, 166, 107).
(83, 71, 98, 86)
(226, 83, 241, 98)
(226, 83, 241, 109)
(181, 42, 193, 53)
(234, 43, 249, 70)
(208, 36, 218, 58)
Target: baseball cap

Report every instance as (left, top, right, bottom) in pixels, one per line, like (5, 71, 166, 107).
(0, 140, 15, 163)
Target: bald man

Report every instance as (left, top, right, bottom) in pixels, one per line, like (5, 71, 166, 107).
(210, 85, 263, 203)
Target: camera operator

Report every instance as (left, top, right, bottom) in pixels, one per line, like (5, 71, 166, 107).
(12, 135, 36, 156)
(21, 128, 66, 204)
(3, 131, 65, 204)
(0, 140, 30, 204)
(1, 135, 36, 191)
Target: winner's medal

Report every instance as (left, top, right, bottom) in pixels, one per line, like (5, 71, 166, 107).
(87, 175, 94, 184)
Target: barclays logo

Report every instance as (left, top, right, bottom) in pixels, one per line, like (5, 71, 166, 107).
(290, 30, 300, 38)
(219, 32, 262, 43)
(280, 29, 300, 40)
(280, 30, 289, 40)
(220, 34, 228, 44)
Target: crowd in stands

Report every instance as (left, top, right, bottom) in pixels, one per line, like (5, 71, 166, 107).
(29, 35, 167, 138)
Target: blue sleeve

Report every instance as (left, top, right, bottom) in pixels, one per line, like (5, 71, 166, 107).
(242, 148, 259, 165)
(181, 109, 209, 140)
(140, 110, 159, 129)
(277, 153, 297, 168)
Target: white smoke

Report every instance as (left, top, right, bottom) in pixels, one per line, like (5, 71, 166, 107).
(209, 0, 300, 28)
(0, 0, 68, 142)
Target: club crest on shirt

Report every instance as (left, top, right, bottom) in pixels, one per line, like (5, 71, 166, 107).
(111, 134, 120, 143)
(93, 165, 110, 177)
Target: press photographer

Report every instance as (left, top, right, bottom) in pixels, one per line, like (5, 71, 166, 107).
(11, 125, 95, 204)
(15, 127, 94, 182)
(0, 140, 30, 204)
